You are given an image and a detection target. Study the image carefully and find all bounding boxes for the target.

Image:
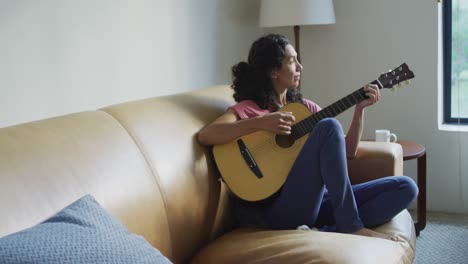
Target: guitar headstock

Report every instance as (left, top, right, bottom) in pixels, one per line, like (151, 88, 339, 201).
(378, 63, 415, 89)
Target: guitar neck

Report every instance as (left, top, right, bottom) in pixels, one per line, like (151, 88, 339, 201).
(291, 80, 382, 139)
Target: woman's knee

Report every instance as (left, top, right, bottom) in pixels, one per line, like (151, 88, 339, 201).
(315, 118, 343, 136)
(396, 176, 419, 202)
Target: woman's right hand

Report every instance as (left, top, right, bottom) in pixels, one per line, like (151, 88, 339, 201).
(258, 111, 296, 135)
(197, 109, 296, 146)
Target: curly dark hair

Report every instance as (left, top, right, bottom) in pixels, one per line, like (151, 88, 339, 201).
(231, 34, 303, 111)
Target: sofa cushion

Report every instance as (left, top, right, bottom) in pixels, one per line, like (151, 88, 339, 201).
(191, 210, 415, 264)
(0, 195, 172, 264)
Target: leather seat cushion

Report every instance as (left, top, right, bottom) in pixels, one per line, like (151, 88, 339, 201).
(192, 210, 415, 264)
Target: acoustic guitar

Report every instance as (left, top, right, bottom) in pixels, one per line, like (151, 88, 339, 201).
(213, 63, 415, 202)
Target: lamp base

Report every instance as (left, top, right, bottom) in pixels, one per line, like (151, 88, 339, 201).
(294, 25, 301, 63)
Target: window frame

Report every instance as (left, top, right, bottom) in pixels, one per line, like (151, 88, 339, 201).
(443, 0, 468, 124)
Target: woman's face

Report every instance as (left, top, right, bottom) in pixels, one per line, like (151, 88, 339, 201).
(272, 44, 303, 90)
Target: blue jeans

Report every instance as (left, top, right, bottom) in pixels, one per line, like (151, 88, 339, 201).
(263, 118, 418, 233)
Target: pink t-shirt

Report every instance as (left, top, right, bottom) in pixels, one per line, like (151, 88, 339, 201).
(229, 99, 321, 120)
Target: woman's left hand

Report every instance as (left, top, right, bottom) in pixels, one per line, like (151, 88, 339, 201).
(357, 83, 380, 109)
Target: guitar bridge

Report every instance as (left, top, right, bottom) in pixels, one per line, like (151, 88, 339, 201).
(237, 139, 263, 179)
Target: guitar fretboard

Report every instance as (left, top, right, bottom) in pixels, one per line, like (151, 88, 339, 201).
(291, 82, 378, 140)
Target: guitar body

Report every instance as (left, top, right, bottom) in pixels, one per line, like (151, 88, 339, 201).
(213, 103, 312, 202)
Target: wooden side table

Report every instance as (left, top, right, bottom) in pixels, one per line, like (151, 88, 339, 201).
(397, 140, 426, 236)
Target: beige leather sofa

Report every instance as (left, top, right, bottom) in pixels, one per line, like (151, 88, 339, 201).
(0, 85, 416, 263)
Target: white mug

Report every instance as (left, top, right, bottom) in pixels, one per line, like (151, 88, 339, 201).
(375, 129, 397, 143)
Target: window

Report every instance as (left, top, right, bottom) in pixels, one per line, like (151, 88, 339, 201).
(443, 0, 468, 124)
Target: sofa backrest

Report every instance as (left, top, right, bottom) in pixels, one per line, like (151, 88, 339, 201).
(0, 111, 172, 255)
(101, 85, 235, 263)
(0, 85, 235, 264)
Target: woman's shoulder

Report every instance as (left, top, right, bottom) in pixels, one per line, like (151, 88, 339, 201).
(229, 100, 270, 119)
(232, 100, 260, 108)
(302, 98, 321, 113)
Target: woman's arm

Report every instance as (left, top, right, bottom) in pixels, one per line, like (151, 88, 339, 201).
(345, 106, 365, 158)
(345, 84, 380, 158)
(197, 109, 295, 146)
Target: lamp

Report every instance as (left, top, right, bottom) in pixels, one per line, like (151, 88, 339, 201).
(259, 0, 336, 63)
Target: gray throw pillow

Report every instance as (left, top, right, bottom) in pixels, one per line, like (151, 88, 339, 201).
(0, 194, 172, 264)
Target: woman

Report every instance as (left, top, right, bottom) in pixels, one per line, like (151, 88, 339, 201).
(197, 34, 417, 241)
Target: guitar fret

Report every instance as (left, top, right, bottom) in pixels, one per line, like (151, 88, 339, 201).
(294, 124, 301, 136)
(315, 111, 323, 120)
(298, 122, 306, 135)
(312, 114, 320, 125)
(291, 127, 297, 139)
(342, 98, 348, 108)
(338, 100, 344, 110)
(338, 105, 344, 114)
(334, 103, 342, 113)
(303, 122, 309, 134)
(292, 125, 301, 139)
(305, 118, 314, 131)
(344, 98, 351, 108)
(320, 107, 333, 119)
(340, 99, 347, 110)
(322, 108, 329, 117)
(304, 121, 311, 134)
(293, 118, 311, 138)
(293, 129, 301, 139)
(323, 108, 330, 117)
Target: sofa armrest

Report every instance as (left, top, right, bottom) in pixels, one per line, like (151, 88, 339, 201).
(347, 141, 403, 184)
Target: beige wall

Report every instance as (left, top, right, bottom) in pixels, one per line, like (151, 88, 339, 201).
(265, 0, 467, 214)
(0, 0, 261, 127)
(1, 0, 466, 214)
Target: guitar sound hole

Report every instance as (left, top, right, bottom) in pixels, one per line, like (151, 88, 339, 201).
(275, 135, 295, 148)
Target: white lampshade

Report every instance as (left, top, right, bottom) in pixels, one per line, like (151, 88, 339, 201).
(259, 0, 336, 27)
